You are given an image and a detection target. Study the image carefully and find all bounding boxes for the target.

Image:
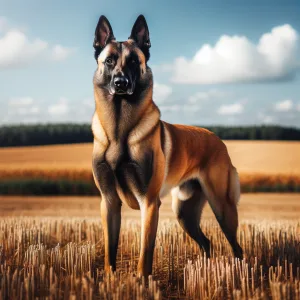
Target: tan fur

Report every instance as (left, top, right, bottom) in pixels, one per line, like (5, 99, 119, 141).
(92, 114, 108, 147)
(128, 99, 160, 146)
(97, 44, 116, 64)
(229, 167, 241, 204)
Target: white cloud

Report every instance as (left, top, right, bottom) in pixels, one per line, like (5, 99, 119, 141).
(166, 24, 299, 84)
(189, 89, 228, 103)
(274, 99, 293, 112)
(160, 104, 180, 112)
(151, 64, 174, 73)
(0, 30, 48, 68)
(1, 97, 97, 125)
(182, 104, 201, 112)
(297, 104, 300, 112)
(218, 103, 244, 115)
(160, 104, 201, 113)
(29, 106, 39, 114)
(258, 112, 275, 124)
(153, 83, 172, 104)
(51, 45, 75, 61)
(7, 97, 40, 116)
(9, 97, 34, 106)
(0, 18, 74, 69)
(14, 106, 40, 115)
(48, 98, 69, 115)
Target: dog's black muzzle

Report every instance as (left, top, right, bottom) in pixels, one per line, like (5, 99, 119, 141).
(113, 76, 129, 94)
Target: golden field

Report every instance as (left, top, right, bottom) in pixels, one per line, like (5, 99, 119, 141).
(0, 141, 300, 174)
(0, 193, 300, 219)
(1, 141, 300, 193)
(0, 194, 299, 299)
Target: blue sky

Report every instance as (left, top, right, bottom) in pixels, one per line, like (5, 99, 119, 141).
(0, 0, 300, 126)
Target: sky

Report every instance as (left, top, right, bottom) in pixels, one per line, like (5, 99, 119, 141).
(0, 0, 300, 127)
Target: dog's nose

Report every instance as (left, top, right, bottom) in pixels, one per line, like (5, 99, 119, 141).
(114, 76, 129, 89)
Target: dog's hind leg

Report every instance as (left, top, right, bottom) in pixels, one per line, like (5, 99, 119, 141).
(171, 179, 211, 257)
(219, 198, 243, 259)
(201, 164, 243, 259)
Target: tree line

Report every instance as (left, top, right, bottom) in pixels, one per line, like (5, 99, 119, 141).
(1, 123, 300, 147)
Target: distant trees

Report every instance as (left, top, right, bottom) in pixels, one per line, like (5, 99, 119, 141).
(0, 124, 93, 147)
(204, 125, 300, 141)
(0, 179, 98, 195)
(0, 124, 300, 147)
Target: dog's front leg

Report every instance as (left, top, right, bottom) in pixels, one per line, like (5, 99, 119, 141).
(101, 197, 121, 273)
(137, 198, 160, 277)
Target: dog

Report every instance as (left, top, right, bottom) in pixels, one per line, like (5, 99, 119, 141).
(91, 14, 243, 277)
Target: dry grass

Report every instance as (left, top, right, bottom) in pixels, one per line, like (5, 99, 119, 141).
(0, 141, 300, 298)
(0, 217, 299, 299)
(0, 194, 299, 299)
(0, 168, 93, 181)
(1, 193, 300, 219)
(225, 141, 300, 175)
(1, 141, 300, 194)
(1, 141, 300, 174)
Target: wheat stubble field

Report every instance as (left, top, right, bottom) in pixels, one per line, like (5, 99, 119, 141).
(0, 141, 300, 299)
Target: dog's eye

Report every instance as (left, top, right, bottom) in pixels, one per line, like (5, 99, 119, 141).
(105, 58, 114, 65)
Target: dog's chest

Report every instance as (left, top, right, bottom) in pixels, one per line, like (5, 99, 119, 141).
(93, 142, 153, 207)
(105, 141, 124, 170)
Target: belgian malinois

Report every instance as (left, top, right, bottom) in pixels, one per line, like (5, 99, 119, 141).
(91, 14, 243, 277)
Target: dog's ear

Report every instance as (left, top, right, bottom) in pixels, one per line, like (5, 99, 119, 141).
(93, 16, 115, 60)
(129, 15, 151, 61)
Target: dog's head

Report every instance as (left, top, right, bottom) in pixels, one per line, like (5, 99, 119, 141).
(93, 15, 152, 97)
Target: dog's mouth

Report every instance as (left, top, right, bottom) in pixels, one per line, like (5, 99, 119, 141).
(115, 88, 128, 95)
(109, 86, 134, 96)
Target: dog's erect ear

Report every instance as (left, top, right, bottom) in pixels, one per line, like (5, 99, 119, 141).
(93, 16, 115, 59)
(129, 15, 151, 61)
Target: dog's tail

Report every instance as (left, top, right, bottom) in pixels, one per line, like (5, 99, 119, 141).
(228, 166, 241, 205)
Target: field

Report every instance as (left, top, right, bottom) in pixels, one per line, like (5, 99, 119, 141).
(0, 141, 300, 298)
(1, 193, 300, 219)
(1, 141, 300, 194)
(1, 141, 300, 174)
(0, 194, 299, 299)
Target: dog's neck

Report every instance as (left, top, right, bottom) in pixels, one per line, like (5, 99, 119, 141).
(93, 86, 161, 143)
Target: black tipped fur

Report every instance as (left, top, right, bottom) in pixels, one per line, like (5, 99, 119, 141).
(93, 15, 115, 61)
(129, 15, 151, 61)
(93, 15, 151, 62)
